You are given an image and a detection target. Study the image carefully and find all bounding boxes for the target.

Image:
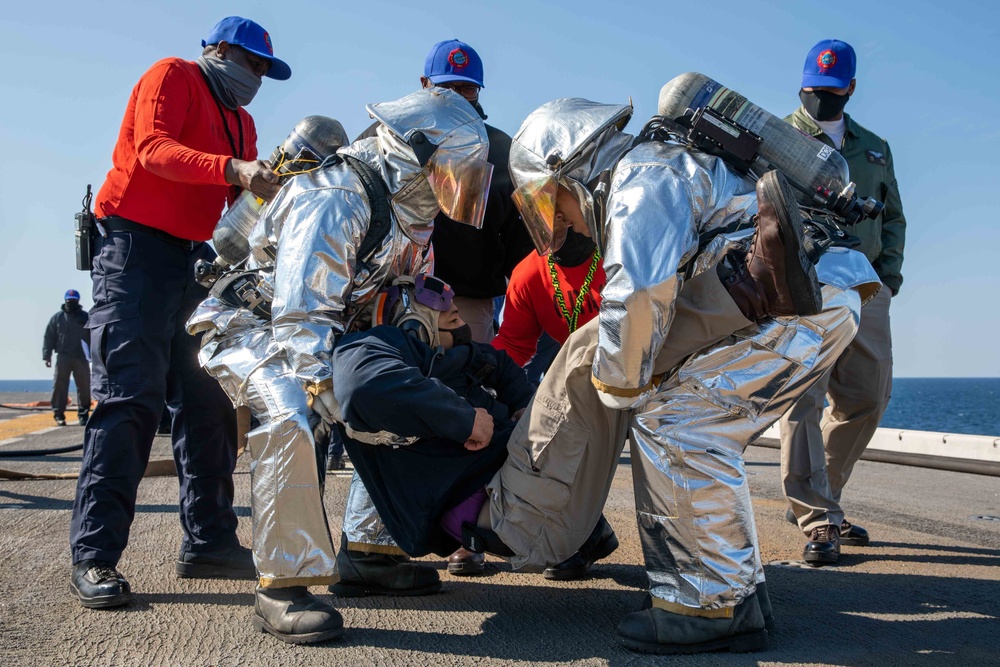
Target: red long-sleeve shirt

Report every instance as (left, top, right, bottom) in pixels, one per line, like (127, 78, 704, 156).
(94, 58, 258, 241)
(492, 250, 605, 366)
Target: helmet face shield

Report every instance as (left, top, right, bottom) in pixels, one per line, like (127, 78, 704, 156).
(511, 176, 565, 255)
(426, 149, 493, 228)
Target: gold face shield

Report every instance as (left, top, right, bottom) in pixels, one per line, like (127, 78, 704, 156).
(512, 176, 564, 255)
(426, 149, 494, 229)
(511, 176, 599, 255)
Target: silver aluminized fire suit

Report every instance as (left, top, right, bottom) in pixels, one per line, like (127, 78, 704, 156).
(489, 98, 880, 613)
(187, 88, 489, 587)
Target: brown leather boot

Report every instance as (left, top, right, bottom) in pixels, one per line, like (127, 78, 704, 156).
(719, 170, 822, 320)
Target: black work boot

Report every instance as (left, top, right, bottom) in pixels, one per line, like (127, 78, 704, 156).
(543, 514, 619, 581)
(176, 544, 256, 580)
(447, 547, 486, 576)
(70, 560, 132, 609)
(617, 592, 768, 655)
(803, 524, 840, 565)
(719, 170, 823, 321)
(328, 533, 441, 597)
(253, 585, 344, 644)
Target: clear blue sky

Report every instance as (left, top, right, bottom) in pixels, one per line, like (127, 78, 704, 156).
(1, 0, 997, 379)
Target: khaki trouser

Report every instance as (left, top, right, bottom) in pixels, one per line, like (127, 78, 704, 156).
(779, 286, 892, 533)
(487, 267, 751, 571)
(454, 296, 496, 344)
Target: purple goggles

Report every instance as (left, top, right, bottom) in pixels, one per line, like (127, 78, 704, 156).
(380, 274, 455, 321)
(413, 274, 454, 311)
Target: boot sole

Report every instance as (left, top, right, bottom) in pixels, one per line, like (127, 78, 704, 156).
(803, 550, 839, 565)
(759, 172, 822, 316)
(638, 595, 775, 633)
(175, 561, 256, 580)
(543, 533, 620, 581)
(329, 580, 442, 598)
(69, 581, 132, 609)
(617, 628, 768, 655)
(252, 615, 345, 645)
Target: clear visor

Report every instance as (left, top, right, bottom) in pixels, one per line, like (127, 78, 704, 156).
(511, 177, 568, 255)
(426, 150, 494, 228)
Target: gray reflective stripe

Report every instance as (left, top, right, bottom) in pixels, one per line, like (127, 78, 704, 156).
(344, 427, 419, 447)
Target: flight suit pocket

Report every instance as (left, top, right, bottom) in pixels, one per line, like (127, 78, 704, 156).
(88, 300, 142, 389)
(504, 396, 592, 515)
(94, 233, 132, 276)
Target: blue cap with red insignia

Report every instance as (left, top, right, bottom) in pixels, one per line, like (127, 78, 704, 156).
(802, 39, 856, 89)
(202, 16, 291, 81)
(65, 289, 80, 301)
(424, 39, 485, 88)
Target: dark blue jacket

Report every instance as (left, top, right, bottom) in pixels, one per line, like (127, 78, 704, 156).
(332, 326, 535, 556)
(43, 303, 89, 361)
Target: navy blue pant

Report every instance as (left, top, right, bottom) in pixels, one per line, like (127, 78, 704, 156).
(326, 427, 345, 460)
(52, 355, 91, 420)
(523, 331, 560, 385)
(70, 228, 238, 565)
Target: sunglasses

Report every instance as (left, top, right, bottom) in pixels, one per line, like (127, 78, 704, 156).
(436, 82, 481, 99)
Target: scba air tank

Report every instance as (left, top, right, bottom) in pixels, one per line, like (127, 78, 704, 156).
(213, 115, 350, 266)
(658, 73, 850, 207)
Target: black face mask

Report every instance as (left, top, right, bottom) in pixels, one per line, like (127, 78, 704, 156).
(441, 323, 473, 347)
(799, 89, 850, 122)
(64, 300, 81, 311)
(471, 100, 487, 120)
(552, 228, 597, 267)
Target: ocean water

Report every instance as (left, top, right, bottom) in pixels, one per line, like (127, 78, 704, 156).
(2, 377, 998, 437)
(880, 378, 1000, 437)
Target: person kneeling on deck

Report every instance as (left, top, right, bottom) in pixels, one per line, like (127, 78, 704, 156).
(329, 275, 538, 565)
(489, 96, 882, 655)
(333, 272, 625, 583)
(187, 89, 492, 644)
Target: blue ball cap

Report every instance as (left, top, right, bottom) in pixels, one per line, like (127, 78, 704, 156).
(202, 16, 291, 81)
(802, 39, 856, 89)
(65, 289, 81, 301)
(424, 39, 485, 88)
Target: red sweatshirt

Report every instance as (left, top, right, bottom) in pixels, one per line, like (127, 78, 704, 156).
(492, 250, 606, 366)
(95, 58, 258, 241)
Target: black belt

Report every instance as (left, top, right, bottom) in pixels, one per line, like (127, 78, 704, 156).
(99, 216, 199, 249)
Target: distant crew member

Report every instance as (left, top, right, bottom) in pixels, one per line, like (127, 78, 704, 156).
(780, 39, 907, 565)
(69, 16, 290, 610)
(43, 289, 90, 427)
